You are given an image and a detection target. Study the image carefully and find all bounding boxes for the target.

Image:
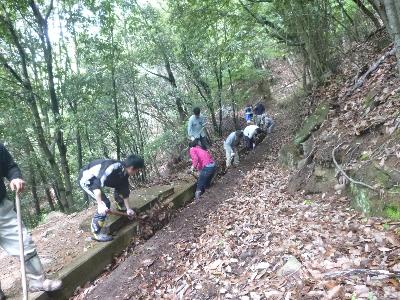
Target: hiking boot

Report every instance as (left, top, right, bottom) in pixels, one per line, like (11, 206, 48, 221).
(25, 255, 62, 292)
(29, 279, 63, 292)
(92, 232, 113, 242)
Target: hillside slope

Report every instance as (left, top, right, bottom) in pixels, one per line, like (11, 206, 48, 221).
(282, 33, 399, 220)
(78, 107, 400, 300)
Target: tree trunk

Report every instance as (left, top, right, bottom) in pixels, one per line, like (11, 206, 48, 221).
(29, 165, 41, 216)
(132, 80, 145, 155)
(383, 0, 400, 74)
(214, 61, 223, 137)
(36, 164, 56, 212)
(352, 0, 382, 29)
(369, 0, 390, 29)
(228, 68, 238, 128)
(163, 54, 187, 122)
(30, 0, 74, 209)
(25, 142, 41, 216)
(0, 9, 70, 211)
(110, 27, 121, 160)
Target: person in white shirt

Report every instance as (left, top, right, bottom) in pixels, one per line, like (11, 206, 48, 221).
(187, 107, 208, 149)
(224, 130, 243, 168)
(243, 124, 262, 150)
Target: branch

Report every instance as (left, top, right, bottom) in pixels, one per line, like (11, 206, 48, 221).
(0, 52, 24, 85)
(348, 47, 396, 95)
(141, 66, 171, 82)
(238, 0, 304, 46)
(324, 268, 400, 279)
(29, 0, 45, 25)
(0, 13, 31, 88)
(45, 0, 54, 20)
(332, 143, 377, 191)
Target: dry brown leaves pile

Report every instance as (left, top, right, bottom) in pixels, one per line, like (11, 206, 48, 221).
(128, 157, 400, 299)
(311, 40, 399, 156)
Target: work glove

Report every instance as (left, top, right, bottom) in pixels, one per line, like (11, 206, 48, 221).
(190, 136, 195, 141)
(97, 201, 109, 216)
(126, 208, 135, 217)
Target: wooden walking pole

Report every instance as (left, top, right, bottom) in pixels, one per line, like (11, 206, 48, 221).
(15, 193, 28, 300)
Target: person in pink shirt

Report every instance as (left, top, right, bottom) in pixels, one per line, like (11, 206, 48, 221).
(189, 141, 216, 200)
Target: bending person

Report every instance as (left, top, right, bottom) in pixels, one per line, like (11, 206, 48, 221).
(224, 130, 243, 168)
(0, 144, 62, 298)
(243, 124, 262, 150)
(189, 141, 216, 200)
(78, 155, 144, 242)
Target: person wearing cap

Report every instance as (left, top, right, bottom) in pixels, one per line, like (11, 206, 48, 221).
(0, 143, 62, 298)
(188, 141, 216, 200)
(224, 130, 243, 168)
(187, 107, 208, 149)
(78, 155, 144, 242)
(243, 124, 262, 150)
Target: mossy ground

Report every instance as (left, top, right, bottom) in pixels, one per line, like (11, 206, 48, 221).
(294, 103, 329, 145)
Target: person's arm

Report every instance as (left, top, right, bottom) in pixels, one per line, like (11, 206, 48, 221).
(93, 189, 106, 206)
(226, 133, 235, 150)
(187, 117, 194, 138)
(1, 145, 25, 193)
(116, 180, 135, 216)
(189, 148, 199, 170)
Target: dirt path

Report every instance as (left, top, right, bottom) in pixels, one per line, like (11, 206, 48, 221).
(75, 114, 400, 299)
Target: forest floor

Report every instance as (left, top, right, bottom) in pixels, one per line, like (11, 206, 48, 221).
(73, 108, 400, 300)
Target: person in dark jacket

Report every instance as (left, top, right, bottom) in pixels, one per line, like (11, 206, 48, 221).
(0, 144, 62, 298)
(254, 102, 266, 126)
(78, 155, 144, 242)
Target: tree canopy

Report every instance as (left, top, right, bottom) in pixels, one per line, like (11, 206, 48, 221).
(0, 0, 399, 226)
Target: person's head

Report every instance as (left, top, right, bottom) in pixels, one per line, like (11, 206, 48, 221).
(255, 128, 262, 135)
(235, 130, 243, 139)
(124, 155, 144, 176)
(193, 107, 201, 117)
(189, 140, 198, 148)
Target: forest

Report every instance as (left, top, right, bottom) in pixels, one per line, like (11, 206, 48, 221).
(0, 0, 399, 227)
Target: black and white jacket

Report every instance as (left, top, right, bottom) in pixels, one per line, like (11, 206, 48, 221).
(78, 159, 130, 198)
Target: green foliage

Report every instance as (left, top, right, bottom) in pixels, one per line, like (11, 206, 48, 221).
(384, 206, 400, 221)
(0, 0, 386, 226)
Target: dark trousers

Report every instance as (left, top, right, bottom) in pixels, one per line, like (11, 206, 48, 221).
(196, 165, 216, 194)
(244, 136, 255, 150)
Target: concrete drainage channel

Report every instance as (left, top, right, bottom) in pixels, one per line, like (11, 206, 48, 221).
(22, 181, 196, 300)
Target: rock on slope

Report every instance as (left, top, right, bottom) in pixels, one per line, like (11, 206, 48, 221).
(283, 32, 399, 219)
